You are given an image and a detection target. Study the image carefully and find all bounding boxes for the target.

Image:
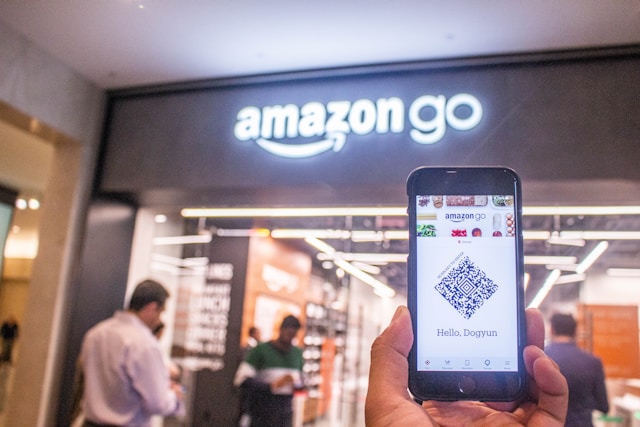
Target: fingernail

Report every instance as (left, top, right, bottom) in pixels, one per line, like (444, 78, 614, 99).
(392, 306, 405, 323)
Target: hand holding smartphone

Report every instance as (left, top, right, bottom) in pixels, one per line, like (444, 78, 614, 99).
(407, 166, 526, 402)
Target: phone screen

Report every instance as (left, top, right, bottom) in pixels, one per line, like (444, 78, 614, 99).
(407, 167, 525, 401)
(414, 194, 519, 373)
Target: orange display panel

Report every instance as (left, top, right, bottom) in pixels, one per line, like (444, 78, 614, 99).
(241, 236, 312, 345)
(579, 304, 640, 379)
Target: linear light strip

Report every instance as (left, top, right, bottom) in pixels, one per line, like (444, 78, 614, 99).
(575, 241, 609, 274)
(523, 231, 552, 240)
(523, 206, 640, 216)
(606, 268, 640, 277)
(182, 207, 407, 218)
(350, 230, 384, 242)
(304, 237, 395, 298)
(182, 205, 640, 218)
(333, 258, 396, 298)
(151, 254, 209, 267)
(528, 269, 561, 309)
(215, 228, 270, 237)
(152, 235, 212, 245)
(554, 273, 587, 285)
(273, 228, 640, 241)
(341, 252, 407, 263)
(304, 237, 336, 255)
(150, 262, 208, 276)
(352, 261, 381, 275)
(544, 264, 578, 272)
(304, 253, 581, 266)
(383, 230, 410, 240)
(150, 233, 617, 268)
(560, 231, 640, 240)
(528, 243, 608, 309)
(159, 228, 640, 243)
(524, 230, 640, 241)
(317, 252, 407, 264)
(271, 229, 351, 239)
(524, 256, 577, 265)
(272, 229, 410, 240)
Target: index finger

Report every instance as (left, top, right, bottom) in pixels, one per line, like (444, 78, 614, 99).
(368, 306, 413, 396)
(366, 306, 414, 413)
(365, 306, 435, 427)
(523, 345, 568, 426)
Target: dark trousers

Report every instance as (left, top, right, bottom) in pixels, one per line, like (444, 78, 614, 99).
(83, 420, 120, 427)
(249, 393, 293, 427)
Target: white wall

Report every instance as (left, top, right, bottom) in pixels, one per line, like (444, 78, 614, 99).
(583, 273, 640, 305)
(0, 21, 104, 427)
(582, 272, 640, 329)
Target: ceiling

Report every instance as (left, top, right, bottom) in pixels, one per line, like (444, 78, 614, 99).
(1, 0, 640, 303)
(0, 1, 639, 89)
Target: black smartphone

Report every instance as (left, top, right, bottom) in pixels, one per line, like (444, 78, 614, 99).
(407, 166, 526, 402)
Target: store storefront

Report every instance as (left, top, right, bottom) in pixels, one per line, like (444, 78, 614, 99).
(59, 48, 640, 426)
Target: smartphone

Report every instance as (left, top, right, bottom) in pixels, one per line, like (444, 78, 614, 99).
(407, 166, 526, 402)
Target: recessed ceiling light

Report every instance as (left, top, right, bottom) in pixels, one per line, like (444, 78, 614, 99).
(15, 199, 27, 210)
(28, 198, 40, 210)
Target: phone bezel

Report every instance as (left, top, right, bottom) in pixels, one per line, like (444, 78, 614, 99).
(406, 166, 527, 402)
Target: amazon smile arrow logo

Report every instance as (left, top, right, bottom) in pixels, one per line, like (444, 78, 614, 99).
(255, 132, 346, 158)
(234, 94, 482, 158)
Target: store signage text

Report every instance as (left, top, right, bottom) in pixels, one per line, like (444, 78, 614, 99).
(262, 264, 299, 293)
(234, 93, 483, 158)
(445, 213, 487, 222)
(182, 263, 233, 371)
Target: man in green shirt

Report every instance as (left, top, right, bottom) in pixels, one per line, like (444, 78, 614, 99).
(234, 315, 304, 427)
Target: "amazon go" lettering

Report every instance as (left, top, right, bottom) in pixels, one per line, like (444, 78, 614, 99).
(234, 93, 482, 158)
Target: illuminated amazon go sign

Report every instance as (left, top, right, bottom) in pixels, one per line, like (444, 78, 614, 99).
(233, 93, 482, 158)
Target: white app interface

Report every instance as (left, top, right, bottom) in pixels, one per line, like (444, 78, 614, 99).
(415, 194, 518, 372)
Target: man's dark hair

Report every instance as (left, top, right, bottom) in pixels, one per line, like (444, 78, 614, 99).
(280, 315, 301, 330)
(128, 279, 169, 312)
(550, 313, 577, 337)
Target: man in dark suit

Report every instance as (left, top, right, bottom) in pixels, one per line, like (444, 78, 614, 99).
(545, 313, 609, 427)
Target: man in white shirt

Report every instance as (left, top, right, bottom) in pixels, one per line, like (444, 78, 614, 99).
(80, 279, 184, 427)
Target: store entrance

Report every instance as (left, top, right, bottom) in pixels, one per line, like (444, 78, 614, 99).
(127, 204, 640, 427)
(128, 208, 408, 427)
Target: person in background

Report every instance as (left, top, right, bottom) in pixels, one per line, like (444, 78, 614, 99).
(0, 315, 19, 364)
(365, 306, 568, 426)
(79, 279, 184, 427)
(153, 322, 183, 390)
(545, 312, 609, 427)
(234, 315, 304, 427)
(236, 326, 262, 426)
(240, 326, 261, 362)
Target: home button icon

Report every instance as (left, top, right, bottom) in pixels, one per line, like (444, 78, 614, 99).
(458, 376, 476, 395)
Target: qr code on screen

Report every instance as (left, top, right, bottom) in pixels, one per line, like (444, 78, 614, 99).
(435, 256, 498, 319)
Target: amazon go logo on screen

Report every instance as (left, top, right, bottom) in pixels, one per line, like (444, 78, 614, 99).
(233, 94, 482, 158)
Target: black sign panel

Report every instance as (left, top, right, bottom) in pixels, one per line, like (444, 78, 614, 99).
(100, 53, 640, 206)
(178, 236, 249, 427)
